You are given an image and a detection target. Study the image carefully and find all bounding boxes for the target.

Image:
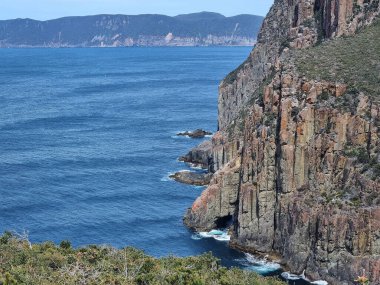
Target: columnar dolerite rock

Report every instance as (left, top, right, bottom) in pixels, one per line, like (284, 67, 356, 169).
(185, 0, 380, 284)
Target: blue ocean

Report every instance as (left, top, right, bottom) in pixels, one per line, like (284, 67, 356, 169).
(0, 47, 292, 277)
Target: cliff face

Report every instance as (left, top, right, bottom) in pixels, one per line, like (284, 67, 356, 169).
(218, 0, 379, 130)
(184, 1, 380, 284)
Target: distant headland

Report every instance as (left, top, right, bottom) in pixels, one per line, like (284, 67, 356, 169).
(0, 12, 263, 47)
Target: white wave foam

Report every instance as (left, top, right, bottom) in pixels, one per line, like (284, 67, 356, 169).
(193, 186, 207, 190)
(188, 163, 204, 170)
(171, 131, 213, 139)
(171, 131, 191, 139)
(160, 172, 175, 182)
(281, 272, 302, 280)
(178, 160, 207, 171)
(171, 135, 191, 139)
(198, 232, 212, 238)
(311, 281, 328, 285)
(241, 253, 281, 274)
(192, 229, 230, 242)
(214, 235, 231, 241)
(190, 234, 202, 240)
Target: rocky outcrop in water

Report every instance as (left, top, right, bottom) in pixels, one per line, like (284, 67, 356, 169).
(170, 171, 212, 186)
(179, 140, 213, 171)
(177, 129, 212, 139)
(185, 1, 380, 284)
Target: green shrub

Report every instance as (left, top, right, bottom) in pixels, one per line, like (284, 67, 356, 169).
(1, 273, 18, 285)
(357, 148, 369, 164)
(350, 196, 362, 207)
(59, 240, 71, 250)
(320, 91, 329, 101)
(372, 164, 380, 180)
(0, 233, 285, 285)
(0, 231, 13, 245)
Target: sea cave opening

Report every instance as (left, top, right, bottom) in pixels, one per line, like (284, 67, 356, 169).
(215, 214, 233, 229)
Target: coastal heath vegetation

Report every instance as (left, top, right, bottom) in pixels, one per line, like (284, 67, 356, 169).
(295, 19, 380, 101)
(0, 232, 285, 285)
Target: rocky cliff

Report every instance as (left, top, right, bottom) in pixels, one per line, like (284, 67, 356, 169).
(184, 1, 380, 284)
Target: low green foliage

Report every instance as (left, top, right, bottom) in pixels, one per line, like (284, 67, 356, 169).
(319, 91, 329, 101)
(350, 196, 362, 207)
(333, 89, 361, 114)
(0, 233, 285, 285)
(344, 146, 380, 181)
(344, 147, 369, 163)
(264, 113, 276, 126)
(295, 19, 380, 101)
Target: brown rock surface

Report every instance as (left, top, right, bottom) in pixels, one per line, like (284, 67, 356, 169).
(184, 1, 380, 284)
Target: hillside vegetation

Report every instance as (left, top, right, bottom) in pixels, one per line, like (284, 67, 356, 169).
(0, 12, 263, 47)
(0, 233, 284, 285)
(295, 19, 380, 100)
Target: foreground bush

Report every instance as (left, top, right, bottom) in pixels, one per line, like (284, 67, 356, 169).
(0, 232, 284, 285)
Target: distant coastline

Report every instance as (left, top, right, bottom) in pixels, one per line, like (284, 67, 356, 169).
(0, 38, 257, 48)
(0, 12, 263, 48)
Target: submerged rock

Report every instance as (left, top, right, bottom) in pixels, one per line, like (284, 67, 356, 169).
(169, 171, 212, 186)
(177, 129, 212, 138)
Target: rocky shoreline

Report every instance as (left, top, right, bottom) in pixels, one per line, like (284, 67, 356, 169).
(176, 129, 212, 139)
(169, 171, 212, 186)
(167, 138, 215, 187)
(179, 140, 213, 170)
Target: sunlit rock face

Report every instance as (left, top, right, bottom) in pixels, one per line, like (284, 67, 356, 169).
(185, 1, 380, 284)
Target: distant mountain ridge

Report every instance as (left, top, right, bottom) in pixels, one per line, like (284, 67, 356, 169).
(0, 12, 264, 47)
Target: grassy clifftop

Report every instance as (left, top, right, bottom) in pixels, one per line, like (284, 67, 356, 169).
(295, 19, 380, 100)
(0, 233, 284, 285)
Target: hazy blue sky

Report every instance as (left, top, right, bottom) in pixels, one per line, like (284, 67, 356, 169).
(0, 0, 274, 20)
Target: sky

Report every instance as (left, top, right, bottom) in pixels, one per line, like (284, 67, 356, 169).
(0, 0, 274, 21)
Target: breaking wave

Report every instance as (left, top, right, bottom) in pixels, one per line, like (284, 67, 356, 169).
(235, 253, 282, 275)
